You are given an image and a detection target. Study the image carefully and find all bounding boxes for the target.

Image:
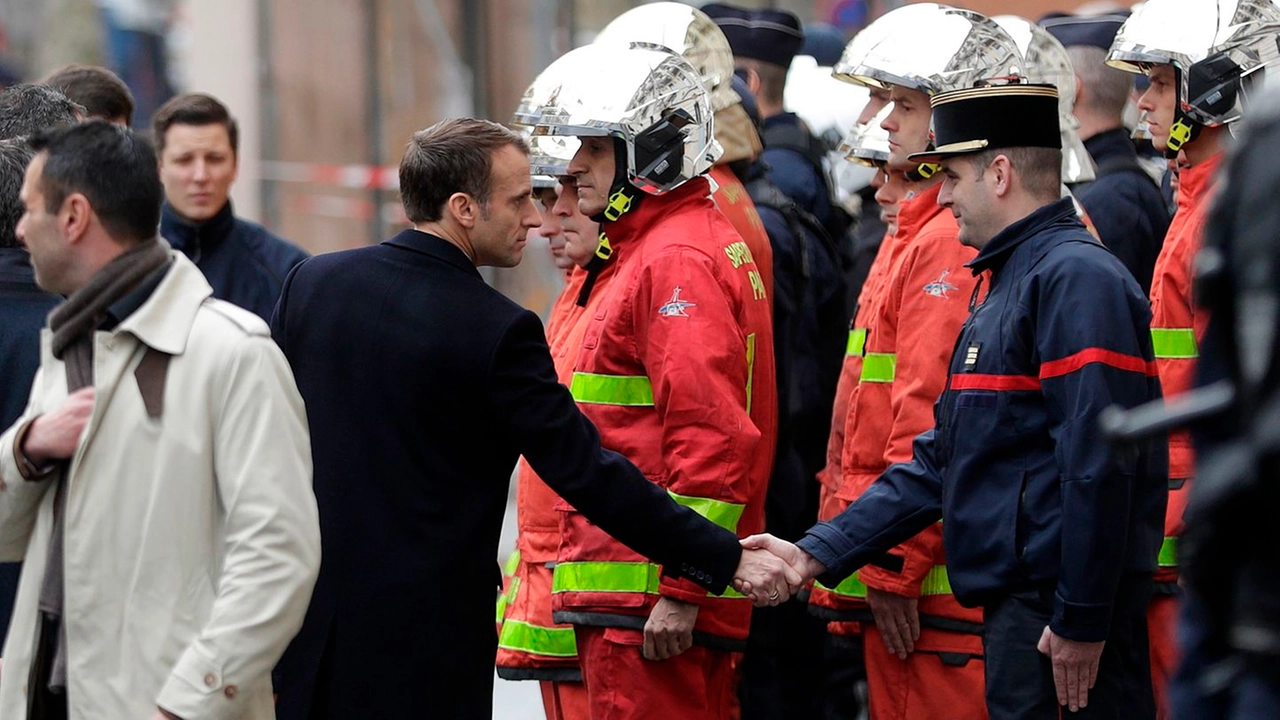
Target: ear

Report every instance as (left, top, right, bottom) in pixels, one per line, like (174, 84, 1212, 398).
(60, 194, 94, 244)
(990, 155, 1014, 198)
(1074, 75, 1086, 112)
(745, 68, 762, 98)
(447, 192, 478, 229)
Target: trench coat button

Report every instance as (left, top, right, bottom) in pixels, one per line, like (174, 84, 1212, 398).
(224, 685, 238, 699)
(204, 673, 217, 688)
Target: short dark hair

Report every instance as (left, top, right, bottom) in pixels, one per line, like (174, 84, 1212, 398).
(735, 58, 788, 107)
(968, 146, 1064, 200)
(1066, 46, 1133, 120)
(152, 93, 239, 156)
(29, 121, 163, 243)
(0, 84, 83, 141)
(41, 64, 135, 126)
(0, 139, 34, 249)
(399, 118, 529, 223)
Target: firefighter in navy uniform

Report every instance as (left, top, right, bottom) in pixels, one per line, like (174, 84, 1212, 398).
(744, 84, 1168, 719)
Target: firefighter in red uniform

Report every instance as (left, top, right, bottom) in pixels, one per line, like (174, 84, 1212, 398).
(596, 2, 774, 300)
(495, 132, 606, 720)
(811, 7, 1027, 719)
(516, 43, 777, 719)
(1106, 2, 1280, 715)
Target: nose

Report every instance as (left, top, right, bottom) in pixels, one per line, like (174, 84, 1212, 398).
(192, 159, 210, 182)
(552, 188, 575, 218)
(937, 179, 954, 208)
(567, 145, 589, 176)
(1136, 86, 1155, 114)
(524, 199, 543, 229)
(880, 105, 899, 133)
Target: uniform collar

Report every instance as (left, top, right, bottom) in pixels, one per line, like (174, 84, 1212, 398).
(383, 228, 482, 279)
(0, 247, 38, 288)
(1083, 128, 1138, 164)
(115, 251, 213, 355)
(894, 183, 946, 241)
(599, 177, 714, 246)
(967, 197, 1078, 275)
(1175, 150, 1223, 215)
(161, 201, 237, 260)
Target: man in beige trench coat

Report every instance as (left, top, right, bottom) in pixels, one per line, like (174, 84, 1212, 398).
(0, 121, 320, 719)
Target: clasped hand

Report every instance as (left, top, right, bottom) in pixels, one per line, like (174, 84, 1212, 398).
(731, 533, 826, 607)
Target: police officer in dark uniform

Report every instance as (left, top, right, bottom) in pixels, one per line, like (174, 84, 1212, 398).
(743, 84, 1168, 719)
(1041, 11, 1170, 294)
(704, 4, 847, 244)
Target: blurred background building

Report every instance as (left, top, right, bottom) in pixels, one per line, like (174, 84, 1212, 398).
(0, 0, 1101, 311)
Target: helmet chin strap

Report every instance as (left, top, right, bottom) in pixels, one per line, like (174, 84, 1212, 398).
(579, 137, 638, 306)
(1166, 108, 1202, 158)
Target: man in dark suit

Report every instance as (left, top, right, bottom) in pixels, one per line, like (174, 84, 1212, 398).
(270, 118, 799, 718)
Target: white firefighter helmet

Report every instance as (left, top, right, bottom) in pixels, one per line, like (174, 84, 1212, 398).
(837, 4, 1024, 94)
(838, 102, 892, 167)
(528, 133, 580, 180)
(512, 42, 721, 196)
(594, 2, 741, 112)
(994, 15, 1097, 182)
(1107, 0, 1280, 129)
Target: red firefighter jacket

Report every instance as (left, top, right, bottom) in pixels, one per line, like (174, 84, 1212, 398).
(551, 178, 778, 647)
(711, 164, 774, 300)
(1149, 151, 1222, 582)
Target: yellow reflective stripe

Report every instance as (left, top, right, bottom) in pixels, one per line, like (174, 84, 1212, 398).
(920, 565, 952, 596)
(502, 550, 521, 577)
(668, 489, 745, 533)
(746, 333, 757, 415)
(570, 373, 655, 406)
(860, 353, 897, 383)
(1159, 536, 1178, 568)
(552, 561, 662, 594)
(497, 619, 580, 658)
(1151, 328, 1198, 359)
(496, 575, 520, 623)
(552, 560, 747, 600)
(816, 571, 868, 599)
(847, 328, 867, 356)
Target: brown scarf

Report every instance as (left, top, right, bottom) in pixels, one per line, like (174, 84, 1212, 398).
(37, 236, 170, 694)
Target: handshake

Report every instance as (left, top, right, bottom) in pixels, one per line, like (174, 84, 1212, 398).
(731, 534, 828, 607)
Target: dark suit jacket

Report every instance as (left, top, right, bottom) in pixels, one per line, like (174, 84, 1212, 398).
(271, 229, 743, 718)
(0, 248, 58, 648)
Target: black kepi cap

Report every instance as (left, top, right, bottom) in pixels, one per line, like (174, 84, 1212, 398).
(1038, 11, 1130, 51)
(908, 84, 1062, 164)
(702, 3, 805, 69)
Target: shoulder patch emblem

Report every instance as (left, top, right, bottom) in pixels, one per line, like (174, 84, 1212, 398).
(923, 269, 959, 298)
(658, 287, 696, 318)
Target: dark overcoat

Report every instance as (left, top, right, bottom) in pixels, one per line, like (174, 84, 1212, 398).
(271, 229, 742, 718)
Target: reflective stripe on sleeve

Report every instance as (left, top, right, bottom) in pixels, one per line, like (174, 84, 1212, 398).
(1151, 328, 1199, 359)
(815, 571, 868, 600)
(497, 619, 580, 658)
(668, 489, 746, 533)
(1159, 536, 1178, 568)
(569, 373, 655, 406)
(860, 353, 897, 383)
(847, 328, 868, 356)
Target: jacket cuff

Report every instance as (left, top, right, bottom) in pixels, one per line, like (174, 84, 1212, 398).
(660, 575, 711, 605)
(1050, 592, 1113, 643)
(860, 561, 922, 598)
(797, 524, 855, 587)
(156, 644, 242, 720)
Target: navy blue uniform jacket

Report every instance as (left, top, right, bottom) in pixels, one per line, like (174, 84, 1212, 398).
(270, 230, 743, 718)
(797, 199, 1168, 642)
(161, 201, 308, 323)
(1072, 128, 1170, 295)
(0, 248, 58, 648)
